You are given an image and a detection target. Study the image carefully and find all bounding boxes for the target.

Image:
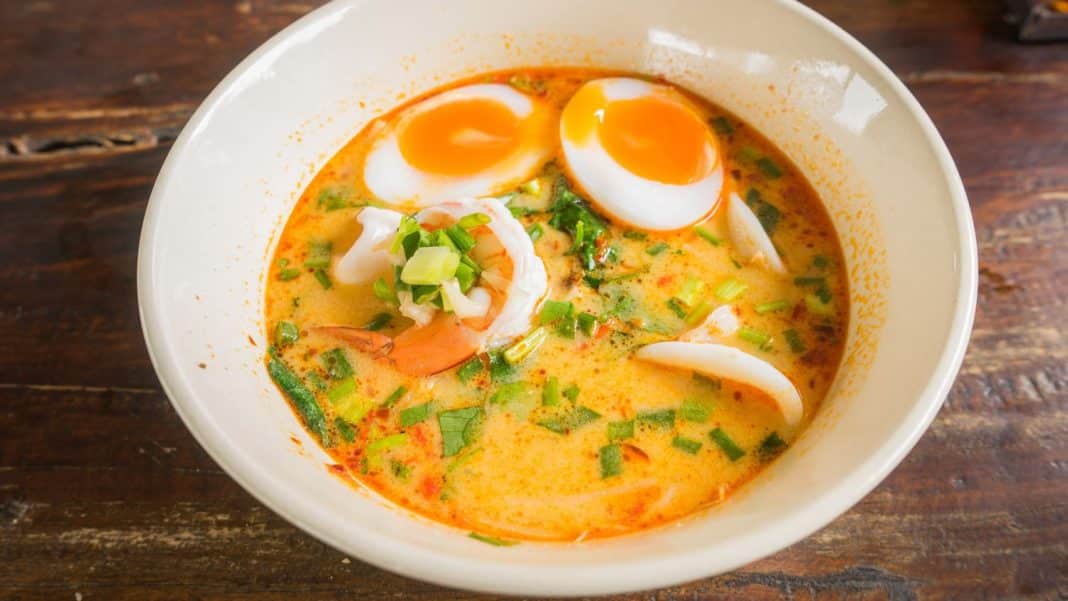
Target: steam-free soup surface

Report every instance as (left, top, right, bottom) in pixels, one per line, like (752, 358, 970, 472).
(265, 68, 847, 542)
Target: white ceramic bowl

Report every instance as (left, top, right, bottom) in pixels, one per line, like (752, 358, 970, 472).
(137, 0, 977, 595)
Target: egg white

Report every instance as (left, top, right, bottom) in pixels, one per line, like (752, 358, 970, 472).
(363, 84, 553, 208)
(560, 78, 724, 231)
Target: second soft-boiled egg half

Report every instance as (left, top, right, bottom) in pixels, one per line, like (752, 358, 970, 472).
(559, 78, 725, 231)
(362, 84, 556, 207)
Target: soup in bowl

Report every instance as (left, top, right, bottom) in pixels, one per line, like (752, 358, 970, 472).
(138, 0, 976, 595)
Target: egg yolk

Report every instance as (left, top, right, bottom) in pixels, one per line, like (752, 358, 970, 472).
(598, 95, 712, 185)
(398, 98, 521, 176)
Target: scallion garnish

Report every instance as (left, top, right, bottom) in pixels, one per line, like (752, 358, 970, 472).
(675, 278, 707, 307)
(606, 420, 634, 441)
(367, 433, 408, 453)
(317, 186, 352, 211)
(383, 385, 408, 408)
(373, 277, 397, 304)
(804, 293, 833, 316)
(304, 240, 333, 269)
(527, 223, 544, 241)
(646, 242, 670, 256)
(313, 269, 332, 289)
(637, 409, 675, 428)
(277, 258, 300, 281)
(274, 320, 299, 347)
(335, 417, 356, 443)
(813, 255, 830, 269)
(469, 531, 519, 546)
(457, 212, 491, 229)
(536, 406, 600, 434)
(666, 298, 688, 319)
(489, 382, 527, 405)
(599, 444, 623, 478)
(328, 379, 374, 425)
(623, 231, 648, 241)
(694, 226, 722, 246)
(456, 356, 484, 384)
(679, 399, 711, 423)
(400, 246, 460, 286)
(503, 327, 548, 365)
(758, 432, 787, 460)
(738, 326, 772, 349)
(709, 427, 745, 461)
(711, 116, 734, 135)
(320, 348, 353, 380)
(757, 157, 783, 179)
(364, 312, 392, 331)
(755, 300, 790, 314)
(542, 376, 561, 407)
(685, 300, 714, 325)
(714, 278, 748, 302)
(577, 312, 599, 337)
(539, 299, 574, 324)
(672, 436, 703, 455)
(563, 384, 580, 402)
(783, 329, 806, 354)
(267, 356, 329, 445)
(488, 351, 516, 382)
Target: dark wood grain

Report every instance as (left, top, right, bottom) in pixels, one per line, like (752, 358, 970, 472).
(1, 1, 1065, 599)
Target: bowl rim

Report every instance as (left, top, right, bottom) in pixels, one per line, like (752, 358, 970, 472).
(137, 0, 978, 595)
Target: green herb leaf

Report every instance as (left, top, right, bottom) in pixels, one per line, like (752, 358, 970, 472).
(666, 298, 688, 319)
(563, 384, 580, 402)
(373, 277, 397, 304)
(714, 278, 748, 302)
(489, 382, 527, 405)
(623, 231, 648, 241)
(646, 242, 670, 256)
(400, 402, 432, 427)
(784, 329, 806, 354)
(365, 312, 393, 331)
(536, 405, 601, 434)
(317, 186, 354, 211)
(457, 356, 484, 384)
(335, 417, 356, 443)
(672, 436, 703, 455)
(488, 351, 517, 382)
(390, 460, 411, 480)
(540, 299, 575, 324)
(548, 177, 608, 271)
(313, 268, 332, 289)
(577, 312, 599, 337)
(694, 226, 722, 246)
(600, 444, 623, 478)
(304, 240, 332, 269)
(755, 300, 790, 314)
(542, 376, 561, 407)
(757, 157, 783, 179)
(709, 427, 746, 461)
(438, 406, 483, 457)
(383, 385, 408, 408)
(526, 223, 544, 241)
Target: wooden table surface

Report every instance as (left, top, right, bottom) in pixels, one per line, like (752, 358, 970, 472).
(1, 1, 1065, 599)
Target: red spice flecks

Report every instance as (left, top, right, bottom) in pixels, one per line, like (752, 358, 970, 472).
(410, 423, 430, 448)
(326, 463, 346, 475)
(418, 476, 442, 500)
(657, 274, 675, 287)
(289, 435, 302, 447)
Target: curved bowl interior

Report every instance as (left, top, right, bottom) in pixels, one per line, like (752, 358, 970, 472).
(138, 0, 976, 595)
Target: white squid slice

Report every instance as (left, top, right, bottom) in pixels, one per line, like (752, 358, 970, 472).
(680, 304, 739, 343)
(417, 197, 548, 349)
(635, 341, 803, 427)
(727, 192, 786, 273)
(397, 290, 434, 327)
(334, 207, 404, 284)
(440, 279, 491, 319)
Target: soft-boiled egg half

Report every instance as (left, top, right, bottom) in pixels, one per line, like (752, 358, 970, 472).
(559, 78, 725, 231)
(362, 84, 556, 207)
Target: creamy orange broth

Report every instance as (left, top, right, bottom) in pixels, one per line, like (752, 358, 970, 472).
(264, 68, 848, 542)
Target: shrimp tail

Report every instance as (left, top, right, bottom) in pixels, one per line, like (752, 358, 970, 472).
(314, 326, 394, 357)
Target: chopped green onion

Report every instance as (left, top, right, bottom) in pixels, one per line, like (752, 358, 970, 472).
(444, 225, 477, 253)
(383, 385, 408, 408)
(599, 444, 623, 478)
(675, 278, 707, 307)
(400, 246, 460, 286)
(326, 378, 356, 403)
(757, 157, 783, 179)
(577, 312, 599, 337)
(794, 276, 826, 287)
(306, 371, 327, 392)
(457, 212, 491, 229)
(646, 242, 670, 256)
(373, 277, 398, 304)
(410, 284, 441, 305)
(804, 293, 834, 316)
(672, 436, 703, 455)
(488, 351, 517, 382)
(666, 298, 688, 319)
(623, 231, 648, 241)
(390, 460, 411, 480)
(527, 223, 544, 241)
(694, 226, 722, 246)
(737, 146, 761, 162)
(738, 326, 772, 348)
(685, 300, 714, 325)
(454, 262, 478, 293)
(679, 399, 711, 423)
(335, 417, 356, 443)
(784, 329, 806, 354)
(400, 402, 432, 427)
(274, 321, 299, 347)
(364, 312, 392, 331)
(508, 72, 547, 95)
(313, 269, 332, 289)
(813, 255, 830, 269)
(328, 379, 374, 425)
(756, 300, 790, 314)
(555, 316, 577, 339)
(367, 433, 408, 453)
(563, 384, 580, 402)
(504, 327, 548, 365)
(304, 240, 332, 269)
(536, 406, 600, 434)
(509, 205, 538, 218)
(637, 409, 675, 428)
(758, 432, 788, 460)
(438, 406, 483, 457)
(320, 348, 353, 380)
(469, 532, 519, 546)
(519, 177, 542, 195)
(539, 299, 574, 324)
(457, 357, 484, 384)
(390, 216, 422, 255)
(542, 376, 561, 407)
(267, 356, 329, 445)
(714, 278, 748, 302)
(694, 373, 722, 389)
(277, 258, 300, 281)
(606, 420, 634, 441)
(709, 428, 746, 461)
(317, 186, 352, 211)
(711, 116, 734, 135)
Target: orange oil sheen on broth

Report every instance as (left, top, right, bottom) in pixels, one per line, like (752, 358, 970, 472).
(264, 68, 849, 541)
